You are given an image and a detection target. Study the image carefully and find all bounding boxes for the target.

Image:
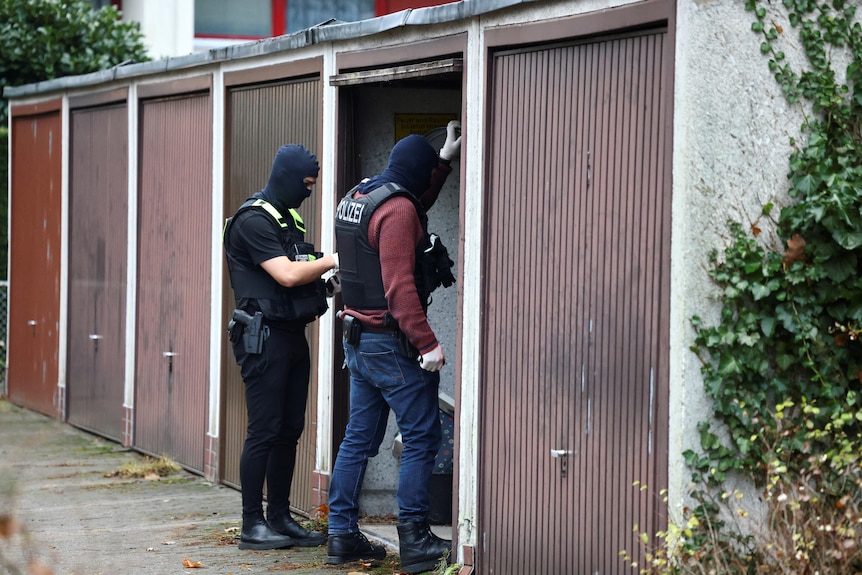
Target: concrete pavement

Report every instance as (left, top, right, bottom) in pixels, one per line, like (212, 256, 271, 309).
(0, 399, 450, 575)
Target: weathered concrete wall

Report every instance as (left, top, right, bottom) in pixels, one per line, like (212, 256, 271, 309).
(668, 0, 807, 521)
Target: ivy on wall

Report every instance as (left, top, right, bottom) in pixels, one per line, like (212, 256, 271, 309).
(689, 0, 862, 486)
(625, 1, 862, 572)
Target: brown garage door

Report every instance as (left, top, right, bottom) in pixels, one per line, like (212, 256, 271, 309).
(67, 102, 128, 441)
(8, 105, 63, 417)
(135, 88, 213, 472)
(479, 25, 672, 575)
(221, 71, 322, 514)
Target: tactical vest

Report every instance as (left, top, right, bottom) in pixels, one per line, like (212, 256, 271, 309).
(224, 198, 327, 323)
(334, 183, 455, 313)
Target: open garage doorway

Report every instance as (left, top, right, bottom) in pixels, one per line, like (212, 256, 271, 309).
(330, 41, 465, 527)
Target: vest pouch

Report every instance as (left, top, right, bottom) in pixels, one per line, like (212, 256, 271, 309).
(416, 233, 455, 306)
(283, 278, 328, 322)
(282, 242, 328, 321)
(288, 242, 323, 262)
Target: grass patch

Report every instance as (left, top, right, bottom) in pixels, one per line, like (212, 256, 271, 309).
(155, 476, 194, 485)
(105, 456, 181, 479)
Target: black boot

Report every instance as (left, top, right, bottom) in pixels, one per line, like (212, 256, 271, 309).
(268, 512, 327, 547)
(326, 531, 387, 564)
(397, 521, 452, 574)
(238, 514, 295, 550)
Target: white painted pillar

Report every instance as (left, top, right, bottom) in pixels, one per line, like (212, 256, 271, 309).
(120, 0, 195, 59)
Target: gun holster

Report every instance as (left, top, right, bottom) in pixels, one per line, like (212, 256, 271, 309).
(397, 330, 419, 360)
(228, 309, 269, 354)
(342, 315, 361, 346)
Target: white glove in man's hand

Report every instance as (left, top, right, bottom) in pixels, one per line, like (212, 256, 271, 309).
(331, 252, 339, 272)
(439, 120, 462, 161)
(419, 344, 445, 372)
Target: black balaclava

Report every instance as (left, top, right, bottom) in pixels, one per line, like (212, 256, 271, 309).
(358, 134, 438, 197)
(255, 144, 320, 213)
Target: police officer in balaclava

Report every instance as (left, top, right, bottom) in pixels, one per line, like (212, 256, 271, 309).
(224, 144, 338, 550)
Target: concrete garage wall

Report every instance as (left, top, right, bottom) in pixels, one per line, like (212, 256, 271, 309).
(667, 0, 807, 520)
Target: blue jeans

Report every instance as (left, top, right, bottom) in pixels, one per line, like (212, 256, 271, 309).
(328, 331, 442, 534)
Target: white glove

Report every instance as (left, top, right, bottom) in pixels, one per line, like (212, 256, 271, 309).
(419, 344, 445, 372)
(325, 271, 341, 298)
(438, 120, 462, 161)
(331, 252, 339, 272)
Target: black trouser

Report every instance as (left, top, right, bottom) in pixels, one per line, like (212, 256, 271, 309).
(232, 325, 310, 519)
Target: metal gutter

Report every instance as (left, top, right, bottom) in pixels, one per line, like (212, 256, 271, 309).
(4, 0, 542, 98)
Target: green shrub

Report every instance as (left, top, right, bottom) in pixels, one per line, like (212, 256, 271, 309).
(0, 0, 150, 125)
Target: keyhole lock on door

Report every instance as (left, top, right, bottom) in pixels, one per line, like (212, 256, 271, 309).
(550, 449, 573, 478)
(88, 334, 103, 352)
(162, 351, 177, 373)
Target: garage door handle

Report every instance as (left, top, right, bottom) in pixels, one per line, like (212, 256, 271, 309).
(88, 334, 103, 340)
(162, 351, 178, 373)
(551, 449, 572, 479)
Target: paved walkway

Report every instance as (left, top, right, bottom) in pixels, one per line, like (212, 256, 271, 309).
(0, 399, 448, 575)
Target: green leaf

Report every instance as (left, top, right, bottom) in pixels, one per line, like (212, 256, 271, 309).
(792, 173, 820, 194)
(760, 316, 777, 337)
(750, 282, 772, 300)
(832, 229, 862, 250)
(820, 251, 857, 282)
(718, 355, 743, 376)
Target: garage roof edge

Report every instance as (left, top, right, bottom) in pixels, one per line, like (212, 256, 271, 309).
(4, 0, 537, 98)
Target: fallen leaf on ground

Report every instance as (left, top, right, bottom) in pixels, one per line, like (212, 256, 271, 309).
(182, 557, 202, 568)
(224, 526, 239, 533)
(0, 515, 19, 538)
(162, 540, 175, 545)
(27, 560, 54, 575)
(146, 547, 154, 552)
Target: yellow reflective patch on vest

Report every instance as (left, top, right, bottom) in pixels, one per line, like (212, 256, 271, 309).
(288, 208, 305, 233)
(251, 199, 288, 228)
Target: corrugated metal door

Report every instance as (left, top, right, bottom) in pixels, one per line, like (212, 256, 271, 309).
(8, 110, 63, 417)
(66, 103, 128, 441)
(222, 76, 321, 514)
(135, 92, 212, 472)
(479, 30, 670, 574)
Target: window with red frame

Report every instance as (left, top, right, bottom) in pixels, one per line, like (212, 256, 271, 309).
(193, 0, 458, 41)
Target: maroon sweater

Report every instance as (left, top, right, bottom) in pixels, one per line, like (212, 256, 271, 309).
(345, 162, 452, 354)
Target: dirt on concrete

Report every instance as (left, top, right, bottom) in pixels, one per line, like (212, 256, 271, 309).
(0, 399, 407, 575)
